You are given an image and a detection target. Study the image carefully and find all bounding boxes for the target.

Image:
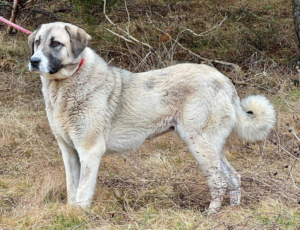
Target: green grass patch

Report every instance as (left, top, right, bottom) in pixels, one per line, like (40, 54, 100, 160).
(278, 211, 300, 229)
(289, 89, 300, 101)
(50, 214, 87, 230)
(0, 180, 9, 189)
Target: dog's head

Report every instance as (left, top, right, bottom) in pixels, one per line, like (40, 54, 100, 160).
(28, 22, 91, 78)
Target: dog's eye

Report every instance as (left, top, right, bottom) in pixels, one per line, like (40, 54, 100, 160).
(51, 41, 60, 47)
(36, 40, 40, 45)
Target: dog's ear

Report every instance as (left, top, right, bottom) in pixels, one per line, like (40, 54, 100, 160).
(28, 27, 40, 55)
(65, 25, 91, 58)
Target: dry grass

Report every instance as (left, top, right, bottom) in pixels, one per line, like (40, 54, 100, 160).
(1, 0, 300, 229)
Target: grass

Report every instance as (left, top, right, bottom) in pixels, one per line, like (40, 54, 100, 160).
(1, 0, 300, 229)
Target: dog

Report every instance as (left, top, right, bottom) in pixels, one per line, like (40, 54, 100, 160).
(28, 22, 275, 213)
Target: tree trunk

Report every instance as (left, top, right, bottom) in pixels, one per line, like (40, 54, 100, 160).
(292, 0, 300, 63)
(6, 0, 20, 35)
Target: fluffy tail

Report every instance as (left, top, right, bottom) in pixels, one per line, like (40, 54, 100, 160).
(233, 95, 275, 142)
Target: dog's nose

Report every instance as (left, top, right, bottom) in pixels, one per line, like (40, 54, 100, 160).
(30, 57, 41, 68)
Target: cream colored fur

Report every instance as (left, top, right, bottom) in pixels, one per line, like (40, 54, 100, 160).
(28, 22, 275, 213)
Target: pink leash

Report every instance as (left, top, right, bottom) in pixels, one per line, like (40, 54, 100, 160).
(0, 16, 32, 34)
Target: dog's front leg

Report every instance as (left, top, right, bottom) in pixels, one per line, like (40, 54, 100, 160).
(75, 141, 105, 208)
(57, 138, 80, 205)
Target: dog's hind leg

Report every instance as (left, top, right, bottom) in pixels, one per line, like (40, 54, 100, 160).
(178, 129, 227, 214)
(58, 138, 80, 205)
(220, 154, 241, 206)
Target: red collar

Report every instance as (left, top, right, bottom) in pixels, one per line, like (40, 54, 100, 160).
(73, 58, 84, 75)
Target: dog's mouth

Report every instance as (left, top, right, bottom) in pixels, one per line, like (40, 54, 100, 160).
(48, 65, 62, 74)
(29, 58, 62, 74)
(29, 62, 42, 73)
(29, 65, 40, 72)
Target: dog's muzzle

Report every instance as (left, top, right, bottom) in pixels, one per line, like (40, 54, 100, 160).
(30, 57, 41, 70)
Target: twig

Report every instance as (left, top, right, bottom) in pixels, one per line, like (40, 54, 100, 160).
(103, 27, 133, 43)
(278, 144, 300, 163)
(179, 16, 228, 37)
(284, 159, 300, 190)
(290, 126, 300, 142)
(154, 27, 244, 75)
(72, 216, 98, 230)
(124, 0, 130, 37)
(103, 0, 153, 50)
(230, 80, 258, 86)
(213, 60, 242, 73)
(134, 51, 152, 71)
(19, 0, 38, 26)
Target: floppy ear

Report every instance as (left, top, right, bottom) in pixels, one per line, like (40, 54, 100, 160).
(28, 26, 40, 55)
(65, 25, 91, 58)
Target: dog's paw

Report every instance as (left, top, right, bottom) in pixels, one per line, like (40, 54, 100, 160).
(230, 190, 241, 206)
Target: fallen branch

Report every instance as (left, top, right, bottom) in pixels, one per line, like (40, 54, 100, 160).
(6, 0, 20, 34)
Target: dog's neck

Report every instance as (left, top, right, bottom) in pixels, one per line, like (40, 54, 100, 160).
(72, 58, 84, 76)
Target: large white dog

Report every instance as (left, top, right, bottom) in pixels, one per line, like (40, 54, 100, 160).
(28, 22, 275, 213)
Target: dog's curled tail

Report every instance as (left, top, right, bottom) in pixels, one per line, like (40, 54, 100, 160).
(233, 95, 275, 142)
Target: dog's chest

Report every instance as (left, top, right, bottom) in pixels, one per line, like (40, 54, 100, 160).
(42, 79, 95, 142)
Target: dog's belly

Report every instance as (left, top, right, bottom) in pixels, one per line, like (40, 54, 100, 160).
(105, 130, 146, 154)
(105, 124, 173, 154)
